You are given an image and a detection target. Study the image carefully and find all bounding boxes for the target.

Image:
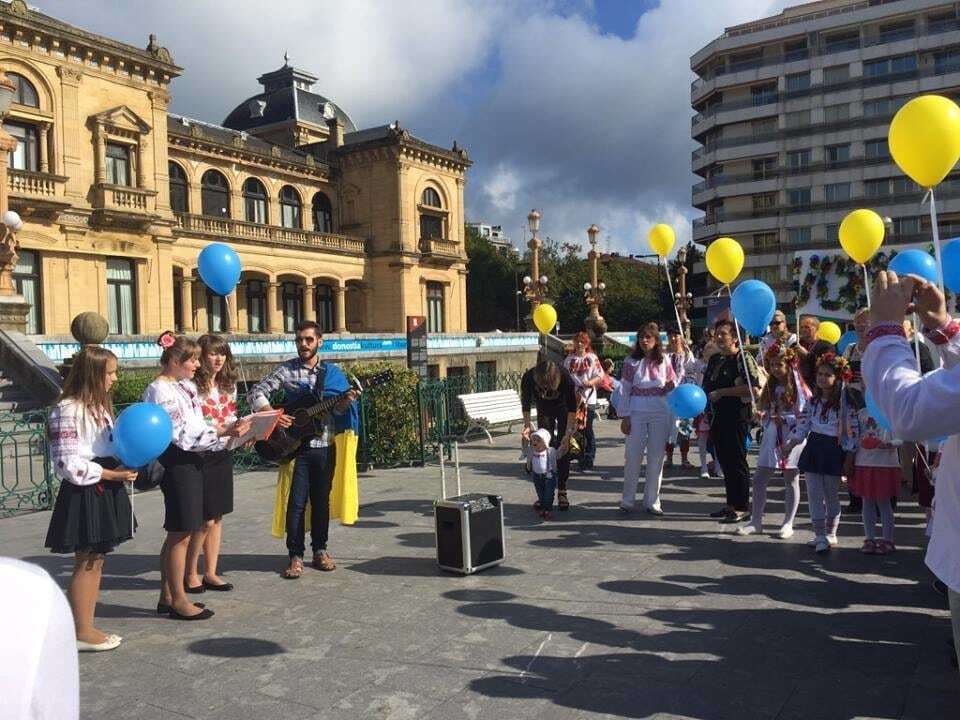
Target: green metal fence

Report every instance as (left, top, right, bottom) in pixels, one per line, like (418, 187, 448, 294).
(0, 410, 54, 518)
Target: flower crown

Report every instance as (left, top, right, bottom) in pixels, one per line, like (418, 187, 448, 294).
(817, 351, 853, 382)
(156, 330, 176, 349)
(763, 341, 798, 365)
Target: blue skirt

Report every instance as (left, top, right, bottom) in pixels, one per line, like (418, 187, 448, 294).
(798, 432, 846, 476)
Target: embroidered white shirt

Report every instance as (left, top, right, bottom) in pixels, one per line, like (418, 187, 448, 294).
(47, 399, 115, 486)
(143, 379, 227, 453)
(564, 352, 603, 406)
(617, 357, 677, 416)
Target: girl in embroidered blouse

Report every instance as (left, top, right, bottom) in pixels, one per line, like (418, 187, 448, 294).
(736, 342, 810, 539)
(784, 353, 860, 553)
(144, 333, 248, 620)
(618, 322, 677, 515)
(184, 334, 240, 595)
(44, 346, 138, 652)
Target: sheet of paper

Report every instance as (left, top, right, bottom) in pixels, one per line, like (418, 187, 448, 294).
(226, 409, 283, 450)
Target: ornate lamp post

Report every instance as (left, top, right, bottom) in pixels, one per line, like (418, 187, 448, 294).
(583, 223, 607, 344)
(674, 244, 694, 342)
(520, 209, 549, 310)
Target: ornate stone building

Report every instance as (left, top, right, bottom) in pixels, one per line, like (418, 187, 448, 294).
(0, 0, 470, 339)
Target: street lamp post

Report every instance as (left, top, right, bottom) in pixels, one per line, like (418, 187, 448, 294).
(583, 223, 607, 345)
(520, 209, 549, 319)
(674, 244, 694, 342)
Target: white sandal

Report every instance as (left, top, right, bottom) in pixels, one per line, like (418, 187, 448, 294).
(77, 634, 122, 652)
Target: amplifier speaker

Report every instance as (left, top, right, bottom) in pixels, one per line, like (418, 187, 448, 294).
(435, 493, 505, 574)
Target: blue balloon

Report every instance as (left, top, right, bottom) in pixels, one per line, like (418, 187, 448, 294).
(864, 391, 892, 433)
(888, 249, 938, 285)
(197, 242, 241, 296)
(731, 279, 776, 336)
(836, 330, 858, 355)
(943, 238, 960, 293)
(113, 402, 173, 468)
(668, 384, 707, 420)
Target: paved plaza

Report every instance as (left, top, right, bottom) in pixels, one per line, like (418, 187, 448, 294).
(3, 420, 959, 719)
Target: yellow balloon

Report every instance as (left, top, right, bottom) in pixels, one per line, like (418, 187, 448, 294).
(648, 224, 675, 258)
(817, 321, 842, 345)
(889, 95, 960, 188)
(704, 237, 744, 285)
(532, 303, 557, 335)
(839, 209, 885, 264)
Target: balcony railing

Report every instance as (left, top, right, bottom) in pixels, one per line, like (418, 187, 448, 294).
(175, 212, 367, 255)
(419, 237, 460, 257)
(692, 155, 896, 195)
(7, 169, 67, 199)
(94, 184, 157, 214)
(691, 17, 960, 93)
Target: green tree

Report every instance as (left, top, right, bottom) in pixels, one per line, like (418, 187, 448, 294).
(465, 225, 521, 331)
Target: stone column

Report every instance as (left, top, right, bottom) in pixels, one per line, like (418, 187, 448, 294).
(93, 127, 106, 184)
(334, 284, 347, 333)
(266, 281, 281, 333)
(302, 283, 316, 322)
(224, 290, 236, 333)
(38, 122, 49, 174)
(180, 276, 194, 332)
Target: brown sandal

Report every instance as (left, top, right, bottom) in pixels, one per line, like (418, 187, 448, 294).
(282, 557, 304, 579)
(558, 490, 570, 511)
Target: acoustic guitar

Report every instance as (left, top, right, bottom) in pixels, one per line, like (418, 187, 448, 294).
(254, 370, 393, 463)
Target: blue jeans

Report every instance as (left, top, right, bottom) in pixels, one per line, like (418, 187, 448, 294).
(583, 408, 597, 467)
(286, 445, 336, 558)
(532, 472, 557, 511)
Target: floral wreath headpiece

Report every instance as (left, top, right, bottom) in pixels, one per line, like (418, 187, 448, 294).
(763, 341, 798, 365)
(156, 330, 177, 349)
(816, 351, 853, 383)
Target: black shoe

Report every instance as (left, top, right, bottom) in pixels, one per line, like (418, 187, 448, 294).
(710, 507, 732, 518)
(202, 580, 234, 592)
(719, 511, 750, 525)
(184, 584, 206, 594)
(169, 607, 215, 621)
(157, 602, 204, 614)
(933, 578, 948, 597)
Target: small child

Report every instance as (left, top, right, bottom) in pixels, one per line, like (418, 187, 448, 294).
(849, 409, 900, 554)
(529, 428, 558, 519)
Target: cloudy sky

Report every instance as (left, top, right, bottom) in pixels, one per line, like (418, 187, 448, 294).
(37, 0, 787, 255)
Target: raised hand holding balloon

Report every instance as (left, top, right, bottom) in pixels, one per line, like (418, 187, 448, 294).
(197, 242, 242, 296)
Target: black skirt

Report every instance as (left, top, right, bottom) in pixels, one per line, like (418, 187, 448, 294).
(158, 444, 206, 532)
(44, 457, 135, 555)
(798, 432, 847, 476)
(202, 450, 234, 519)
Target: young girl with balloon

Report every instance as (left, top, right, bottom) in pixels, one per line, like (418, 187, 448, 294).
(784, 353, 860, 553)
(618, 322, 677, 515)
(43, 346, 138, 651)
(665, 330, 695, 469)
(184, 334, 240, 594)
(849, 404, 900, 555)
(736, 342, 810, 540)
(144, 333, 249, 620)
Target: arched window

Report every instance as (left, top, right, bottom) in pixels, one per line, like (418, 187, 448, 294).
(201, 169, 230, 218)
(168, 162, 188, 213)
(280, 185, 302, 229)
(7, 73, 39, 108)
(422, 187, 442, 208)
(419, 186, 445, 241)
(243, 178, 268, 224)
(315, 284, 334, 332)
(312, 192, 333, 233)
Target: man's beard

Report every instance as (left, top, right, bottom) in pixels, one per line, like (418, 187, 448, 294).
(299, 347, 317, 361)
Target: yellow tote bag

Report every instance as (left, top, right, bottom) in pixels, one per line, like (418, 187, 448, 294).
(270, 430, 359, 538)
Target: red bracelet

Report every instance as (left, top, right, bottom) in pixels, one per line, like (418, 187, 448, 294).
(922, 317, 959, 346)
(864, 324, 907, 346)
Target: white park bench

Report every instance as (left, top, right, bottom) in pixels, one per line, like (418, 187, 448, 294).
(457, 390, 534, 443)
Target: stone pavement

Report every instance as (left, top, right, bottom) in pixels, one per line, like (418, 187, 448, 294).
(3, 420, 959, 720)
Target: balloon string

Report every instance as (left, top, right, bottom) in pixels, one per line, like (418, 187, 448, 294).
(862, 264, 871, 308)
(913, 312, 922, 373)
(928, 188, 946, 294)
(662, 257, 684, 337)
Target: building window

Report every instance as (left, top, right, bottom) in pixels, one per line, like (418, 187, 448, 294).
(785, 109, 810, 128)
(823, 30, 860, 53)
(105, 143, 131, 186)
(752, 193, 777, 213)
(935, 48, 960, 74)
(422, 188, 442, 208)
(893, 176, 919, 195)
(246, 279, 266, 333)
(13, 249, 41, 334)
(784, 39, 808, 62)
(753, 232, 779, 251)
(786, 227, 811, 246)
(7, 73, 39, 107)
(201, 169, 231, 217)
(751, 83, 776, 106)
(279, 185, 302, 229)
(823, 103, 849, 123)
(787, 188, 811, 208)
(785, 72, 811, 92)
(865, 54, 917, 78)
(312, 192, 334, 233)
(878, 20, 915, 43)
(106, 258, 137, 335)
(281, 281, 302, 332)
(315, 284, 334, 333)
(893, 217, 921, 237)
(207, 290, 226, 332)
(420, 213, 443, 239)
(865, 139, 890, 160)
(826, 143, 851, 167)
(823, 64, 849, 84)
(243, 178, 268, 224)
(752, 156, 776, 180)
(825, 182, 851, 203)
(476, 360, 497, 391)
(751, 117, 777, 138)
(863, 99, 890, 117)
(168, 162, 188, 213)
(825, 224, 840, 243)
(4, 121, 38, 171)
(864, 178, 890, 198)
(426, 282, 444, 333)
(786, 149, 811, 170)
(755, 267, 780, 284)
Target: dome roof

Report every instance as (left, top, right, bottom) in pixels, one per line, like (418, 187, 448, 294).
(222, 60, 357, 134)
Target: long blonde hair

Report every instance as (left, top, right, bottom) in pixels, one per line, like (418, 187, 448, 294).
(58, 346, 117, 425)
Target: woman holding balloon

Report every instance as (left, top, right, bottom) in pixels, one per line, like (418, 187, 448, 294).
(144, 333, 249, 620)
(43, 347, 138, 651)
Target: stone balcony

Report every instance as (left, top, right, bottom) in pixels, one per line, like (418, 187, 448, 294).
(419, 236, 460, 262)
(174, 212, 367, 256)
(92, 183, 160, 229)
(7, 169, 70, 219)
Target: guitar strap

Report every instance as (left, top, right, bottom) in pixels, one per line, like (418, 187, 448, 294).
(309, 360, 329, 437)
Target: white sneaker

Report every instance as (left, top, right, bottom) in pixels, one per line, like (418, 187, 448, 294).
(699, 469, 710, 479)
(814, 537, 830, 553)
(776, 525, 794, 540)
(735, 523, 761, 536)
(77, 634, 122, 652)
(826, 534, 839, 546)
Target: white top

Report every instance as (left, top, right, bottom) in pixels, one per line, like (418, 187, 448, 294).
(786, 396, 859, 452)
(757, 383, 808, 469)
(47, 399, 115, 486)
(617, 356, 677, 416)
(143, 378, 227, 453)
(564, 352, 603, 406)
(682, 355, 706, 386)
(0, 557, 79, 720)
(530, 447, 558, 476)
(854, 408, 899, 468)
(864, 323, 960, 591)
(198, 382, 238, 433)
(667, 350, 696, 384)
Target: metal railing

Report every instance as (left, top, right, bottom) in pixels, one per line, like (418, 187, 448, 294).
(692, 155, 897, 195)
(175, 213, 367, 255)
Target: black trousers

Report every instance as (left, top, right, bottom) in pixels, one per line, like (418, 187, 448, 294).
(538, 413, 571, 492)
(710, 415, 750, 511)
(286, 445, 336, 558)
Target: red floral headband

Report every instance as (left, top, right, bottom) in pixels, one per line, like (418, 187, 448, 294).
(817, 351, 853, 383)
(156, 330, 176, 349)
(763, 341, 798, 365)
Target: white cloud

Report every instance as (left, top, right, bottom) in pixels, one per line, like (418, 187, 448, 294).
(482, 162, 524, 213)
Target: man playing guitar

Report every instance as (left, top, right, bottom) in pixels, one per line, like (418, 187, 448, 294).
(247, 321, 360, 579)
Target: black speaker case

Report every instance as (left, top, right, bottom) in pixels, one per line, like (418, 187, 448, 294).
(434, 493, 505, 574)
